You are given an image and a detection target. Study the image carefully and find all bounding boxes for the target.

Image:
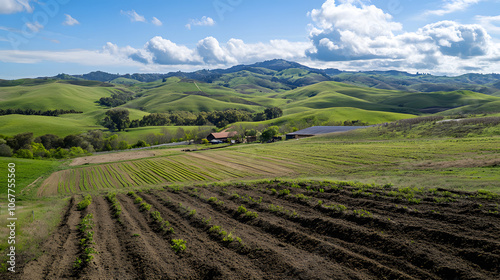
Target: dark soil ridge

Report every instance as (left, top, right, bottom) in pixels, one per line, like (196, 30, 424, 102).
(10, 181, 500, 280)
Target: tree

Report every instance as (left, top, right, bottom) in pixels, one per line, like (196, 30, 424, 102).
(105, 108, 130, 131)
(34, 134, 63, 150)
(14, 149, 33, 159)
(245, 129, 257, 137)
(265, 107, 283, 120)
(32, 142, 50, 158)
(132, 140, 149, 148)
(118, 140, 129, 150)
(260, 126, 279, 143)
(7, 132, 33, 151)
(63, 135, 84, 149)
(0, 144, 13, 157)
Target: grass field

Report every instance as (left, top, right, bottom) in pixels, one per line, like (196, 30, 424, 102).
(36, 130, 500, 196)
(0, 157, 62, 199)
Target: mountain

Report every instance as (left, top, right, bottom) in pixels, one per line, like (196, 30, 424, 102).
(43, 60, 500, 96)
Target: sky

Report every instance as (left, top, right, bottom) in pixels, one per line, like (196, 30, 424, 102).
(1, 0, 500, 79)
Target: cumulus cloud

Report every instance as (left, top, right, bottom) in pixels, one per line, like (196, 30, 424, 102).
(145, 36, 201, 65)
(63, 14, 80, 26)
(121, 10, 146, 23)
(306, 0, 403, 61)
(419, 21, 491, 58)
(304, 0, 497, 74)
(196, 37, 236, 64)
(186, 16, 215, 30)
(125, 36, 310, 67)
(425, 0, 482, 16)
(0, 0, 33, 14)
(151, 17, 163, 26)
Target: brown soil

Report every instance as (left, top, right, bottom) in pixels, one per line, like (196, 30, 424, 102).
(69, 150, 161, 166)
(12, 182, 500, 279)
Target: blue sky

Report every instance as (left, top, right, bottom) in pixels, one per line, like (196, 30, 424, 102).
(1, 0, 500, 79)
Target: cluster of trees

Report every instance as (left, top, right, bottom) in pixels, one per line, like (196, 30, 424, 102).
(102, 107, 284, 131)
(97, 91, 136, 107)
(0, 131, 150, 159)
(0, 125, 218, 159)
(0, 108, 83, 116)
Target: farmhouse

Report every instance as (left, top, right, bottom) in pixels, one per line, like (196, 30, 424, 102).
(286, 126, 369, 140)
(207, 131, 238, 142)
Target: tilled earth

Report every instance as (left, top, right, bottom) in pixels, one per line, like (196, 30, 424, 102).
(12, 181, 500, 279)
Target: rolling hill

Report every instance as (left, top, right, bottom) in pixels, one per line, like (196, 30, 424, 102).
(1, 60, 500, 139)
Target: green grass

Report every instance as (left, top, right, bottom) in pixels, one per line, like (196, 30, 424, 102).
(0, 81, 118, 112)
(0, 114, 104, 137)
(230, 107, 415, 129)
(0, 198, 69, 272)
(0, 157, 62, 199)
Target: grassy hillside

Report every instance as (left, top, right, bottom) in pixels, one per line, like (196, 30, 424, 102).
(1, 74, 499, 141)
(230, 107, 415, 130)
(282, 82, 500, 115)
(0, 81, 120, 112)
(0, 114, 104, 137)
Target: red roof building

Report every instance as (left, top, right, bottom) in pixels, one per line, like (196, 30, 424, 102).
(206, 131, 237, 142)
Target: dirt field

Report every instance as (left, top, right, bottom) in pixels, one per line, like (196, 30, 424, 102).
(69, 150, 162, 166)
(12, 181, 500, 279)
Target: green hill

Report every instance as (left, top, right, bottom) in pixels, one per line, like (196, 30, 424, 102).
(0, 81, 120, 112)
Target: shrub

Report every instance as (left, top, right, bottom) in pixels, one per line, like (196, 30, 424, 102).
(150, 211, 163, 222)
(77, 195, 92, 211)
(171, 239, 187, 253)
(237, 205, 247, 214)
(140, 203, 151, 212)
(278, 189, 290, 196)
(245, 211, 258, 219)
(134, 197, 143, 204)
(208, 197, 218, 203)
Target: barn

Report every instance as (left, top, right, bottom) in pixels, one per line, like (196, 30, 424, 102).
(286, 126, 369, 140)
(207, 131, 238, 142)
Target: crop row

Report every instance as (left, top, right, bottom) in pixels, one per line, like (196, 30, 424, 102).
(74, 212, 98, 271)
(105, 192, 122, 218)
(127, 191, 186, 252)
(149, 191, 247, 249)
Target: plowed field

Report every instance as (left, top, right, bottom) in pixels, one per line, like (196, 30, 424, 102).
(14, 181, 500, 280)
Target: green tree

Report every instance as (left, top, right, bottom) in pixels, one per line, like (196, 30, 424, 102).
(105, 108, 130, 131)
(260, 126, 279, 143)
(7, 132, 33, 151)
(32, 142, 50, 158)
(118, 140, 129, 150)
(0, 144, 13, 157)
(264, 107, 283, 120)
(14, 149, 33, 159)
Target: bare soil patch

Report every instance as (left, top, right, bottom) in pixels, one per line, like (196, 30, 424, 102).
(69, 150, 161, 166)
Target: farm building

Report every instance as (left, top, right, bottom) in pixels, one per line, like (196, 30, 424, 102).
(207, 131, 238, 142)
(286, 126, 369, 140)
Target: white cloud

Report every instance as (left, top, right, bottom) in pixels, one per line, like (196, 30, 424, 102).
(418, 21, 491, 58)
(304, 0, 499, 75)
(0, 49, 141, 67)
(151, 17, 163, 26)
(476, 15, 500, 34)
(121, 10, 146, 23)
(306, 0, 403, 61)
(144, 36, 201, 65)
(26, 22, 43, 33)
(196, 37, 236, 64)
(0, 0, 33, 14)
(186, 16, 215, 30)
(63, 14, 80, 26)
(424, 0, 482, 16)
